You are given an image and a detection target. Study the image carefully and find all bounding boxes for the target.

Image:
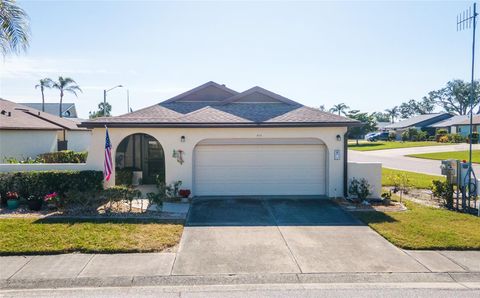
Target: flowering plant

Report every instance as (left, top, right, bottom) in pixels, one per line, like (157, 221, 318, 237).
(178, 189, 191, 198)
(44, 192, 60, 204)
(6, 191, 19, 200)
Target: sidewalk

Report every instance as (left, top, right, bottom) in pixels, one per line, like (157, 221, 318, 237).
(1, 250, 479, 289)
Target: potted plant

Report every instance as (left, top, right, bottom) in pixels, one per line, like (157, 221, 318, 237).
(6, 191, 20, 210)
(27, 195, 43, 211)
(178, 189, 191, 202)
(44, 192, 61, 209)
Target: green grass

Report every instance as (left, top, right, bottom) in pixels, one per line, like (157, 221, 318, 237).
(354, 200, 480, 250)
(382, 167, 444, 189)
(348, 141, 452, 151)
(407, 150, 480, 164)
(0, 218, 183, 255)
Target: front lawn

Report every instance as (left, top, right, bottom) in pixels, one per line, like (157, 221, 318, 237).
(0, 218, 183, 255)
(354, 200, 480, 250)
(348, 141, 452, 151)
(382, 168, 444, 189)
(407, 150, 480, 164)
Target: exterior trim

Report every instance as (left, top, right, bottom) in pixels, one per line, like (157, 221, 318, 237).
(80, 121, 360, 129)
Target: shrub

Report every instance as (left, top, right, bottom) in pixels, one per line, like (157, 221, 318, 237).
(467, 132, 479, 144)
(417, 131, 428, 141)
(38, 150, 87, 163)
(437, 128, 448, 135)
(428, 136, 436, 141)
(401, 130, 409, 141)
(348, 178, 371, 202)
(438, 135, 450, 143)
(115, 168, 135, 186)
(0, 171, 103, 203)
(431, 180, 454, 209)
(448, 133, 464, 143)
(103, 185, 142, 212)
(388, 132, 396, 141)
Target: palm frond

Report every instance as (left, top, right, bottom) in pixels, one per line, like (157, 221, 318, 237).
(0, 0, 30, 55)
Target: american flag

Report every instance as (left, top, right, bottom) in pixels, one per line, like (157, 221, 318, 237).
(104, 126, 113, 181)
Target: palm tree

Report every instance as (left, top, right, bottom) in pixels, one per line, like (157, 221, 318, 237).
(35, 78, 53, 112)
(385, 106, 399, 123)
(0, 0, 30, 55)
(51, 77, 82, 117)
(329, 103, 349, 116)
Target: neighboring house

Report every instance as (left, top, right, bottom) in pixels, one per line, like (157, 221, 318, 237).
(81, 81, 361, 198)
(376, 121, 390, 131)
(22, 102, 79, 119)
(427, 115, 469, 135)
(384, 113, 452, 140)
(450, 115, 480, 137)
(0, 99, 91, 161)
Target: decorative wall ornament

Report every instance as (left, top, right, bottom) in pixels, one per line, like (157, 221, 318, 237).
(172, 149, 185, 165)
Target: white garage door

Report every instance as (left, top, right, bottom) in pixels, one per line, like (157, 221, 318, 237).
(194, 143, 326, 196)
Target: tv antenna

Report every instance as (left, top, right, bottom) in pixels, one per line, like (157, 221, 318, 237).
(457, 3, 479, 214)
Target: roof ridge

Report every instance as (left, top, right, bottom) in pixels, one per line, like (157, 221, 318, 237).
(218, 86, 300, 106)
(161, 81, 239, 104)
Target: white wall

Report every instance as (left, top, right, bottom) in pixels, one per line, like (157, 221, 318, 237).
(0, 130, 57, 162)
(66, 130, 92, 152)
(86, 126, 347, 198)
(0, 163, 91, 172)
(348, 161, 382, 198)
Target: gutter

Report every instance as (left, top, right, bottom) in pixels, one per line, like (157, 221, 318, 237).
(79, 121, 362, 129)
(343, 130, 349, 198)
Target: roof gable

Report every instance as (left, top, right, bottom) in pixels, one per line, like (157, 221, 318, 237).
(162, 81, 238, 103)
(220, 86, 300, 105)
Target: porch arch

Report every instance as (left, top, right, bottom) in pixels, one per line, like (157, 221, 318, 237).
(115, 133, 165, 185)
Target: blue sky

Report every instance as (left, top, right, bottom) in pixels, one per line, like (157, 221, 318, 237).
(0, 1, 476, 118)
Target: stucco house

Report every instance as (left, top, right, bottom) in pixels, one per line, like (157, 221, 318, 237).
(0, 99, 91, 161)
(81, 81, 366, 198)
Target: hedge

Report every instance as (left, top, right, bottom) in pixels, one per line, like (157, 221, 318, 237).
(0, 171, 103, 201)
(38, 150, 88, 163)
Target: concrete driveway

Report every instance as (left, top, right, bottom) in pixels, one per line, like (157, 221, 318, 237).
(172, 197, 427, 275)
(349, 144, 480, 176)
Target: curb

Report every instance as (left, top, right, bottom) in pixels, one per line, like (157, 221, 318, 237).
(1, 272, 479, 290)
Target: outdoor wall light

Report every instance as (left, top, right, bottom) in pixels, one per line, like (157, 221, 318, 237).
(180, 136, 186, 143)
(336, 135, 342, 141)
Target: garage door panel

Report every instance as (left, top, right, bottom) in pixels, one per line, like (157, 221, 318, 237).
(194, 144, 326, 196)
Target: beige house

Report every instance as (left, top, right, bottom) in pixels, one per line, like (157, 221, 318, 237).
(82, 82, 366, 198)
(0, 99, 91, 161)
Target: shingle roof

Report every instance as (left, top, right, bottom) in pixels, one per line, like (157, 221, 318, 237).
(385, 113, 452, 129)
(428, 115, 470, 128)
(81, 82, 359, 128)
(21, 102, 77, 118)
(0, 99, 86, 131)
(456, 115, 480, 126)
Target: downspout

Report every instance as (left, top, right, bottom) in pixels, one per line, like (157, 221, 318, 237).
(343, 129, 349, 198)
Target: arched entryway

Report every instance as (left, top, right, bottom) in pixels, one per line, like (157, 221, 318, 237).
(115, 133, 165, 185)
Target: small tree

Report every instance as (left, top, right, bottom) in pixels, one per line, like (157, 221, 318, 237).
(389, 173, 411, 203)
(347, 111, 377, 145)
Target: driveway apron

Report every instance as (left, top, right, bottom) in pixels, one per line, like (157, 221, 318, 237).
(172, 197, 428, 275)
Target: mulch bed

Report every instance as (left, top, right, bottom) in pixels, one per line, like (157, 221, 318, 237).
(0, 201, 186, 220)
(333, 197, 407, 212)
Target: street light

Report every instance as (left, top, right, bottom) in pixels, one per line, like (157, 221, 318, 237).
(103, 85, 123, 117)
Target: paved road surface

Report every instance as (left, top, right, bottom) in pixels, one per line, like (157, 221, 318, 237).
(2, 283, 479, 297)
(349, 144, 480, 176)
